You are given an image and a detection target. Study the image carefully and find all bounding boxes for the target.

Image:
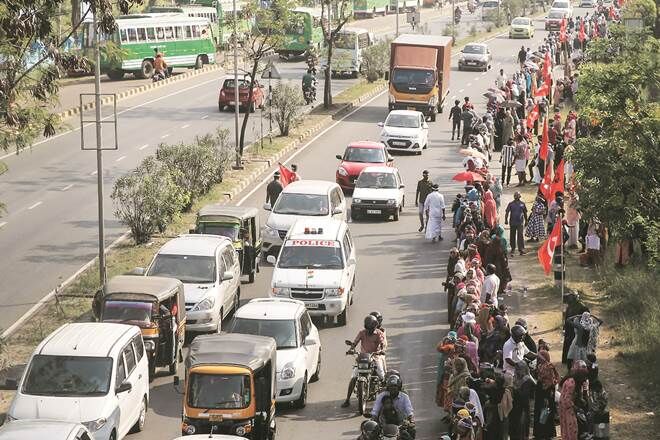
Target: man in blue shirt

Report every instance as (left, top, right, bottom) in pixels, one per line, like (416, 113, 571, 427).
(371, 375, 414, 425)
(505, 191, 528, 256)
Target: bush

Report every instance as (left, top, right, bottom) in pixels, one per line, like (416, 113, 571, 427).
(442, 24, 453, 36)
(156, 129, 232, 210)
(111, 157, 188, 244)
(361, 39, 391, 82)
(269, 82, 304, 136)
(470, 24, 478, 37)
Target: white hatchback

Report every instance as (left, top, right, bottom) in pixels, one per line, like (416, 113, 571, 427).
(0, 420, 93, 440)
(229, 298, 321, 408)
(551, 0, 573, 17)
(379, 110, 429, 155)
(351, 166, 405, 221)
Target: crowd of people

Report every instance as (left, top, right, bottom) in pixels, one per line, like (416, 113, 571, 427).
(424, 3, 621, 439)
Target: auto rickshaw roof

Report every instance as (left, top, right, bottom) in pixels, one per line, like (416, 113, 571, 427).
(187, 333, 276, 371)
(197, 205, 259, 221)
(104, 275, 183, 302)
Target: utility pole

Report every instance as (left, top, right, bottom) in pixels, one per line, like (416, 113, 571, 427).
(396, 2, 400, 37)
(452, 0, 455, 42)
(92, 11, 106, 286)
(232, 0, 243, 169)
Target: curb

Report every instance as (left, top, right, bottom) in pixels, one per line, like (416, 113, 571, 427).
(56, 63, 223, 121)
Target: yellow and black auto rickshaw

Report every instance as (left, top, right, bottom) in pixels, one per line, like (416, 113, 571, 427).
(191, 205, 262, 283)
(174, 333, 277, 439)
(97, 275, 186, 380)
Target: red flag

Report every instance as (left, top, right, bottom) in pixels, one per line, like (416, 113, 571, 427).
(578, 19, 586, 42)
(278, 163, 295, 186)
(551, 159, 565, 197)
(538, 219, 562, 274)
(526, 104, 540, 129)
(543, 51, 552, 82)
(540, 162, 554, 202)
(539, 119, 549, 161)
(559, 18, 567, 43)
(534, 82, 550, 98)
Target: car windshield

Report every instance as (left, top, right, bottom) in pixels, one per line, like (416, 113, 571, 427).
(102, 300, 153, 325)
(22, 355, 112, 396)
(549, 10, 564, 18)
(356, 172, 397, 189)
(463, 45, 486, 54)
(188, 373, 251, 409)
(553, 1, 569, 8)
(223, 79, 250, 89)
(147, 254, 216, 284)
(200, 223, 239, 240)
(391, 68, 435, 87)
(278, 241, 344, 269)
(386, 114, 420, 128)
(231, 318, 298, 349)
(482, 1, 499, 7)
(343, 147, 386, 163)
(512, 18, 530, 25)
(273, 193, 329, 216)
(334, 33, 356, 49)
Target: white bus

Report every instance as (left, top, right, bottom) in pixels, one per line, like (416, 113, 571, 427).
(322, 27, 374, 78)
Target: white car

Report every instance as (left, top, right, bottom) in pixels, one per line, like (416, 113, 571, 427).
(144, 234, 241, 333)
(171, 436, 246, 440)
(579, 0, 595, 7)
(379, 110, 429, 155)
(262, 180, 347, 256)
(4, 323, 150, 440)
(551, 0, 573, 17)
(267, 218, 356, 326)
(230, 298, 321, 408)
(0, 420, 93, 440)
(351, 166, 405, 221)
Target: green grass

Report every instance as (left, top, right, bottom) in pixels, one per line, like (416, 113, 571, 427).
(0, 161, 7, 176)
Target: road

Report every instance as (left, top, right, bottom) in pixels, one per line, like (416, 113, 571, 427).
(127, 10, 585, 440)
(0, 4, 474, 332)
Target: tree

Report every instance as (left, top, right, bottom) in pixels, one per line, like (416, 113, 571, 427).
(569, 24, 659, 265)
(320, 0, 352, 109)
(361, 38, 391, 82)
(230, 0, 294, 156)
(0, 0, 143, 154)
(270, 82, 304, 136)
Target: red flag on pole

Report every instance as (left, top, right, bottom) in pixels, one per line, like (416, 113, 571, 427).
(543, 51, 552, 82)
(551, 159, 565, 196)
(540, 162, 554, 202)
(539, 119, 549, 161)
(278, 163, 295, 186)
(534, 82, 550, 98)
(559, 18, 567, 43)
(578, 19, 586, 42)
(526, 104, 540, 129)
(538, 220, 562, 275)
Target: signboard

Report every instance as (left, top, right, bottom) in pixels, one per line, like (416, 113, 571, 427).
(261, 62, 282, 80)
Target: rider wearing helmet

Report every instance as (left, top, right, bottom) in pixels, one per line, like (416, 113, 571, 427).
(371, 374, 414, 425)
(370, 311, 387, 348)
(502, 324, 536, 375)
(341, 315, 386, 408)
(357, 419, 380, 440)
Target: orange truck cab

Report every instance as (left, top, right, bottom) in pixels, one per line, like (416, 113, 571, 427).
(175, 333, 277, 439)
(388, 34, 452, 121)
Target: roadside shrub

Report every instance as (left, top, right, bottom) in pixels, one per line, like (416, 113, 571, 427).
(361, 39, 391, 82)
(111, 157, 188, 244)
(269, 82, 304, 136)
(156, 128, 232, 210)
(442, 24, 453, 36)
(470, 24, 478, 37)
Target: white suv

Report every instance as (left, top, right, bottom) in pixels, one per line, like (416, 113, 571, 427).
(229, 298, 321, 408)
(267, 218, 356, 326)
(144, 234, 241, 333)
(262, 180, 347, 257)
(4, 323, 149, 440)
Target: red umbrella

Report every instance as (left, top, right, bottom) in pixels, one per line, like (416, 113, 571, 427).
(452, 171, 485, 182)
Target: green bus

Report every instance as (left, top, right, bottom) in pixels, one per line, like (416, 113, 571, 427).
(353, 0, 389, 18)
(277, 7, 324, 59)
(99, 14, 217, 80)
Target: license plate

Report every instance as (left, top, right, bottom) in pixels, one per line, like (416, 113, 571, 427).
(467, 61, 476, 64)
(407, 106, 416, 111)
(229, 101, 236, 105)
(209, 414, 224, 422)
(305, 303, 319, 309)
(392, 141, 406, 146)
(367, 209, 382, 214)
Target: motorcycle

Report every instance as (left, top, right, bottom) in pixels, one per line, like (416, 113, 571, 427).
(345, 340, 384, 415)
(380, 421, 416, 440)
(152, 68, 172, 83)
(303, 79, 317, 105)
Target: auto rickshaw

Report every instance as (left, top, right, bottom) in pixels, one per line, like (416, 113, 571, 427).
(95, 275, 186, 380)
(190, 205, 262, 283)
(174, 333, 277, 439)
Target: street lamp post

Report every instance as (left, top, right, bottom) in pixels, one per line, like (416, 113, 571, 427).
(232, 0, 243, 169)
(92, 12, 106, 286)
(396, 2, 400, 37)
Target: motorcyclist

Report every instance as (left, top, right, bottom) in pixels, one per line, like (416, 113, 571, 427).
(356, 420, 380, 440)
(153, 51, 168, 80)
(341, 315, 386, 408)
(302, 68, 316, 103)
(371, 374, 414, 428)
(370, 311, 387, 347)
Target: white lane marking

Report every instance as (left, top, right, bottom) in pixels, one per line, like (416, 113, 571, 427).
(0, 222, 7, 229)
(90, 170, 98, 176)
(237, 89, 387, 206)
(481, 72, 488, 76)
(0, 76, 220, 161)
(27, 201, 42, 210)
(474, 77, 480, 81)
(201, 114, 209, 120)
(139, 144, 149, 150)
(458, 88, 464, 93)
(61, 184, 74, 191)
(467, 83, 472, 87)
(115, 155, 127, 162)
(160, 134, 170, 139)
(451, 95, 457, 100)
(181, 124, 190, 129)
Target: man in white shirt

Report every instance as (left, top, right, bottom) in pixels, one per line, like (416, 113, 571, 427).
(502, 325, 535, 376)
(496, 68, 507, 89)
(481, 264, 500, 308)
(424, 184, 446, 242)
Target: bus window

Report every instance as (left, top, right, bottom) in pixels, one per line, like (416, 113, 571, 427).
(164, 26, 174, 39)
(358, 32, 369, 49)
(156, 27, 165, 40)
(192, 25, 201, 38)
(120, 29, 128, 43)
(185, 26, 192, 39)
(147, 27, 156, 40)
(175, 26, 184, 39)
(137, 28, 147, 41)
(127, 28, 137, 42)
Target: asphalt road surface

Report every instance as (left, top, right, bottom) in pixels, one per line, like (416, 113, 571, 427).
(124, 11, 586, 440)
(0, 4, 478, 332)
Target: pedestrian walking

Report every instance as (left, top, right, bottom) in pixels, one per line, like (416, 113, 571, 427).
(424, 184, 446, 242)
(525, 195, 547, 241)
(449, 100, 462, 141)
(514, 134, 529, 186)
(265, 171, 284, 206)
(500, 140, 515, 186)
(461, 106, 477, 145)
(502, 109, 515, 146)
(505, 191, 528, 256)
(415, 170, 434, 232)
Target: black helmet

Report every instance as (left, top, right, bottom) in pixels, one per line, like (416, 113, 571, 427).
(511, 324, 526, 342)
(386, 374, 402, 391)
(370, 311, 383, 326)
(361, 420, 380, 439)
(364, 315, 378, 331)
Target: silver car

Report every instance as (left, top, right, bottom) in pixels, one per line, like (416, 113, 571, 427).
(458, 43, 492, 72)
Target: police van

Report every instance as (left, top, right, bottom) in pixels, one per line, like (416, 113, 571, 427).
(266, 218, 356, 326)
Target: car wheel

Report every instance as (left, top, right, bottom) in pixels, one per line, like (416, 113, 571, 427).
(233, 288, 241, 314)
(310, 351, 321, 382)
(218, 103, 224, 112)
(195, 55, 204, 69)
(294, 374, 308, 408)
(148, 360, 156, 382)
(215, 309, 223, 333)
(130, 397, 147, 433)
(393, 208, 400, 221)
(108, 430, 116, 440)
(402, 196, 405, 208)
(337, 305, 348, 326)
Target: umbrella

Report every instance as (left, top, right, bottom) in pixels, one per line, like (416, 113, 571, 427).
(487, 87, 506, 95)
(459, 148, 488, 161)
(483, 92, 505, 102)
(524, 60, 540, 71)
(452, 171, 485, 182)
(502, 100, 522, 109)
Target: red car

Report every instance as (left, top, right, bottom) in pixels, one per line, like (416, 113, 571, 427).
(218, 77, 265, 112)
(545, 10, 566, 30)
(335, 141, 394, 191)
